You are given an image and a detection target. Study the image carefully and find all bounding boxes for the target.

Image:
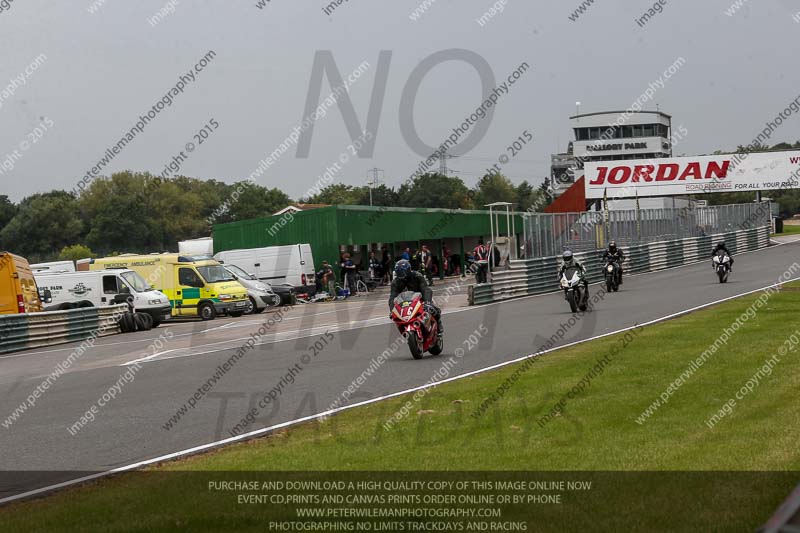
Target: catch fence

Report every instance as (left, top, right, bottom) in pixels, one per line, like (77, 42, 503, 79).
(522, 202, 771, 259)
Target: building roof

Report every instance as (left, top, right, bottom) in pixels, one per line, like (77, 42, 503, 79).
(568, 110, 672, 120)
(273, 203, 329, 216)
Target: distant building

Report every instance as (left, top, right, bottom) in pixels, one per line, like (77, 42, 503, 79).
(551, 110, 673, 198)
(215, 205, 525, 276)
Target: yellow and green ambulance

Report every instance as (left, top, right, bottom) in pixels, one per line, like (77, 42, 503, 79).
(85, 254, 248, 320)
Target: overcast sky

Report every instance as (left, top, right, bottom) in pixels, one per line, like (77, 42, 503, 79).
(1, 0, 799, 202)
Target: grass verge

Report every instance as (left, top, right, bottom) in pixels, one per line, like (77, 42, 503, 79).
(1, 282, 799, 532)
(774, 223, 800, 236)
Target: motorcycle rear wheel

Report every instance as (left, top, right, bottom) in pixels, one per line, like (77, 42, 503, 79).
(408, 332, 424, 359)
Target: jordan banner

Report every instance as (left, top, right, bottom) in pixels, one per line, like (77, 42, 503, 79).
(584, 150, 800, 199)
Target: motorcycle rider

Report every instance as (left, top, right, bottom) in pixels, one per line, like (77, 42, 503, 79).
(389, 259, 443, 336)
(601, 240, 625, 285)
(711, 241, 734, 272)
(558, 250, 589, 304)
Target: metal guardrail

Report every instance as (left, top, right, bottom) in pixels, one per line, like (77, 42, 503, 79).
(469, 225, 770, 306)
(0, 304, 125, 354)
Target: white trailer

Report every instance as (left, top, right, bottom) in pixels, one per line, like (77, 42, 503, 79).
(178, 237, 214, 256)
(30, 260, 77, 273)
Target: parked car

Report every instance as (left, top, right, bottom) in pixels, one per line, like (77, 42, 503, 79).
(222, 264, 281, 314)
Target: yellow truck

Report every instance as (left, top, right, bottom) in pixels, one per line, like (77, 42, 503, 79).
(84, 254, 248, 320)
(0, 252, 51, 315)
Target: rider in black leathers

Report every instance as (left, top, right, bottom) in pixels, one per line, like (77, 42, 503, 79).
(601, 240, 625, 285)
(558, 250, 589, 304)
(389, 259, 443, 335)
(711, 241, 734, 271)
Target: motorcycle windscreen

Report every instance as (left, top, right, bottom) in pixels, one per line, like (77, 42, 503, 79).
(394, 291, 422, 321)
(393, 291, 421, 305)
(563, 266, 580, 282)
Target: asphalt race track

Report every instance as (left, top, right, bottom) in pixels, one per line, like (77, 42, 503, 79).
(1, 240, 799, 501)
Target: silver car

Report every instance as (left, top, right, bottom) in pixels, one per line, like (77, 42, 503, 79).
(223, 264, 281, 314)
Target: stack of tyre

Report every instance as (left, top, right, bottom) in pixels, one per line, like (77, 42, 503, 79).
(118, 311, 156, 333)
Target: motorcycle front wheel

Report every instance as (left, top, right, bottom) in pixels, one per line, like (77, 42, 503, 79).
(408, 331, 424, 359)
(567, 291, 578, 313)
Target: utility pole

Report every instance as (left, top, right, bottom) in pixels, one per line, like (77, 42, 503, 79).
(366, 168, 384, 206)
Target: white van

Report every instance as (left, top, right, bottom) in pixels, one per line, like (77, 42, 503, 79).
(34, 269, 172, 326)
(30, 260, 77, 273)
(215, 244, 316, 294)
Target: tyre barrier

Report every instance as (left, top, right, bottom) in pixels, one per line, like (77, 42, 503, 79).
(0, 304, 128, 354)
(468, 225, 770, 306)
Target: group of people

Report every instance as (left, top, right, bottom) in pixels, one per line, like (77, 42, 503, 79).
(315, 252, 375, 295)
(314, 247, 424, 295)
(315, 238, 510, 298)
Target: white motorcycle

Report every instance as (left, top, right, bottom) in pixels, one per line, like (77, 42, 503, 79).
(560, 265, 588, 313)
(713, 251, 731, 284)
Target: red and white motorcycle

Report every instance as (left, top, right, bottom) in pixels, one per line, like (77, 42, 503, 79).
(390, 291, 443, 359)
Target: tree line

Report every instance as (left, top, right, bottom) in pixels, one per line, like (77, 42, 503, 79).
(0, 170, 551, 263)
(3, 140, 798, 263)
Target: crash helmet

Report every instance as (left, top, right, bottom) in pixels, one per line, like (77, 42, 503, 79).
(562, 250, 574, 264)
(717, 241, 726, 249)
(608, 240, 617, 253)
(394, 259, 412, 279)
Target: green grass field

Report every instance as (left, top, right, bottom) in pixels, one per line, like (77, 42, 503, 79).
(778, 223, 800, 235)
(2, 283, 799, 532)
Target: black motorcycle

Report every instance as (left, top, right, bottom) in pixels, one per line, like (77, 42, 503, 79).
(603, 257, 621, 293)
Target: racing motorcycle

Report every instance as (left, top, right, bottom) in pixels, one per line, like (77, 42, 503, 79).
(603, 257, 621, 293)
(713, 251, 731, 283)
(560, 266, 588, 313)
(390, 291, 443, 359)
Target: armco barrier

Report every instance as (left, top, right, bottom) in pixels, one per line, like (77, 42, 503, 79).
(0, 304, 125, 354)
(469, 225, 770, 305)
